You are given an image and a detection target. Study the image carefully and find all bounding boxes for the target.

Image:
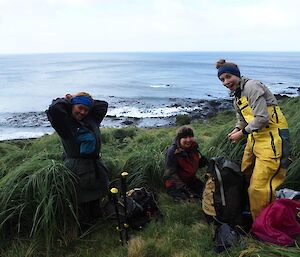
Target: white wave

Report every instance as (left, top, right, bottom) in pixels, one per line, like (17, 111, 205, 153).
(0, 127, 53, 141)
(107, 106, 201, 118)
(149, 84, 171, 88)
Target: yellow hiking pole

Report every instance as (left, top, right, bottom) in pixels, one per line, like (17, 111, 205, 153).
(121, 172, 129, 243)
(110, 188, 124, 245)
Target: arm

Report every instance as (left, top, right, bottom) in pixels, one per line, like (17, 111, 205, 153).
(163, 145, 178, 179)
(46, 98, 76, 138)
(244, 81, 269, 133)
(199, 153, 209, 168)
(229, 81, 269, 142)
(233, 99, 247, 130)
(89, 100, 108, 125)
(227, 99, 247, 140)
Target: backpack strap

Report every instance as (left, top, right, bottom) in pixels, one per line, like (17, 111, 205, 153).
(215, 164, 226, 206)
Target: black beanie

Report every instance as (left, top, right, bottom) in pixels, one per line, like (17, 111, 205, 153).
(217, 63, 241, 79)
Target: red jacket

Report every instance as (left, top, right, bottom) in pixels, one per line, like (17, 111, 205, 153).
(164, 140, 208, 183)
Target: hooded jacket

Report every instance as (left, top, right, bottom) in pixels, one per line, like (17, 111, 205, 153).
(233, 77, 279, 133)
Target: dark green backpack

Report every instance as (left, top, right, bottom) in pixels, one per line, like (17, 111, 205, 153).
(202, 157, 244, 227)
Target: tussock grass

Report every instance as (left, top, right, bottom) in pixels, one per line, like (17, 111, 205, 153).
(0, 157, 78, 255)
(0, 97, 299, 256)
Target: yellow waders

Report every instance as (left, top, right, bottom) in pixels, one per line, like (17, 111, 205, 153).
(237, 96, 289, 219)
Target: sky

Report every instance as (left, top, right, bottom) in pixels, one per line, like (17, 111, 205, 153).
(0, 0, 299, 54)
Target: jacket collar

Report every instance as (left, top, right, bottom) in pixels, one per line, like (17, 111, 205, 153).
(234, 76, 250, 98)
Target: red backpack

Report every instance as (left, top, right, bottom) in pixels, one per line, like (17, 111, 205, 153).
(252, 199, 300, 246)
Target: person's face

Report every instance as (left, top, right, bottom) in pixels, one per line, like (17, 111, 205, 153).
(219, 73, 241, 91)
(179, 136, 194, 149)
(72, 104, 89, 121)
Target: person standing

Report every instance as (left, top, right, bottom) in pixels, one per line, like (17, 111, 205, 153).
(47, 92, 109, 226)
(217, 61, 289, 219)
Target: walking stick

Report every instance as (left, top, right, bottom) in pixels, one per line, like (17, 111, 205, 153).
(121, 171, 129, 243)
(110, 188, 124, 245)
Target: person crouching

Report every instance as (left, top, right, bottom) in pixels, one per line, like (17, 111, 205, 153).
(163, 125, 208, 202)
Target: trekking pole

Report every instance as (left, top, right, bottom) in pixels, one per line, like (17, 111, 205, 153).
(121, 171, 129, 243)
(110, 188, 124, 245)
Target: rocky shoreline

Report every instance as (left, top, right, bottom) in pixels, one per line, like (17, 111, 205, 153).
(107, 98, 234, 128)
(0, 97, 233, 129)
(0, 92, 298, 141)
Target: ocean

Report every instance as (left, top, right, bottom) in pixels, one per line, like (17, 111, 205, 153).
(0, 52, 299, 140)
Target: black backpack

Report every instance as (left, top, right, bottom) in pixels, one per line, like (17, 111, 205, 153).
(202, 157, 244, 227)
(103, 187, 163, 229)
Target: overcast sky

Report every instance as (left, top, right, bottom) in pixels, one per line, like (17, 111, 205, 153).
(0, 0, 299, 54)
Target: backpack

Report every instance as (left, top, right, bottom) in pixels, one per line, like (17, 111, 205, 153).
(214, 223, 240, 253)
(202, 157, 244, 227)
(103, 187, 163, 229)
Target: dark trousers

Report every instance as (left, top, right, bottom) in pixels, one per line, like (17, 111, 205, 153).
(79, 199, 102, 226)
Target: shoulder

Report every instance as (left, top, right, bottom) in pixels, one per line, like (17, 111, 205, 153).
(167, 143, 177, 154)
(93, 99, 108, 107)
(242, 78, 266, 98)
(167, 143, 181, 159)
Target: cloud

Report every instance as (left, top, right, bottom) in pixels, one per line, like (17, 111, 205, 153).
(0, 0, 299, 53)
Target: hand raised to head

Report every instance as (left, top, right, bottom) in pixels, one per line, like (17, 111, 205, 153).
(65, 94, 72, 101)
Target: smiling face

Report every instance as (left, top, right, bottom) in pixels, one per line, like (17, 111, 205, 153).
(179, 136, 195, 149)
(219, 72, 241, 92)
(72, 104, 89, 121)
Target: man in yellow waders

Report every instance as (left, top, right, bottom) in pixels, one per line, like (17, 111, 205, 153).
(217, 61, 289, 220)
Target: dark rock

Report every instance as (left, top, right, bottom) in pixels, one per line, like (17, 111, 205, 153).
(122, 120, 134, 125)
(210, 100, 221, 107)
(274, 94, 291, 100)
(169, 103, 180, 108)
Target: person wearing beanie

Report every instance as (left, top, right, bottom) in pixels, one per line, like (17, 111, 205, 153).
(46, 92, 110, 228)
(163, 125, 208, 202)
(217, 61, 290, 220)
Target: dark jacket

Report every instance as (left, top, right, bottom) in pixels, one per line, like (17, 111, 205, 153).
(46, 98, 109, 203)
(164, 140, 208, 183)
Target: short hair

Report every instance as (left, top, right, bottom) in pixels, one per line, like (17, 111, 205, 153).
(176, 125, 194, 140)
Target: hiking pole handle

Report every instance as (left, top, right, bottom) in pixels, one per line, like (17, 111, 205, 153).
(110, 188, 124, 245)
(121, 171, 129, 243)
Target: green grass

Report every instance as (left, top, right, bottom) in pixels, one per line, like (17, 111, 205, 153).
(0, 97, 299, 256)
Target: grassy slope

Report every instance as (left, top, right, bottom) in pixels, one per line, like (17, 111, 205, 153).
(0, 97, 300, 257)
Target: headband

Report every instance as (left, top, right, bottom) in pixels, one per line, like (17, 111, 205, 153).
(70, 96, 93, 108)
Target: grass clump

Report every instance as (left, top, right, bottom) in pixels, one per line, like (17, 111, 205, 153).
(176, 114, 191, 126)
(0, 152, 78, 255)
